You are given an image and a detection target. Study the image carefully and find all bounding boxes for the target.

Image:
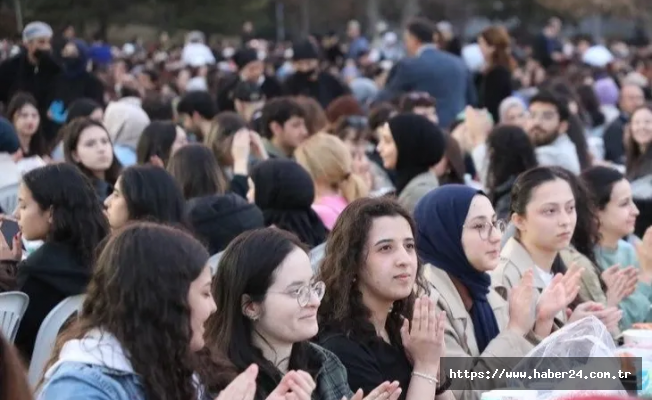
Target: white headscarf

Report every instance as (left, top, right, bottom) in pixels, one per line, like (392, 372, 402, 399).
(103, 100, 150, 150)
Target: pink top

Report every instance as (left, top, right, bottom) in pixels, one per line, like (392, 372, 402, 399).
(312, 195, 348, 230)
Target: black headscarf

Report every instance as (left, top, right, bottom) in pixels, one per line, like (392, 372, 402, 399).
(250, 159, 328, 248)
(388, 113, 446, 194)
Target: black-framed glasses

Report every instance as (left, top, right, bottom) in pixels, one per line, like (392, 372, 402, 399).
(269, 281, 326, 307)
(463, 220, 506, 241)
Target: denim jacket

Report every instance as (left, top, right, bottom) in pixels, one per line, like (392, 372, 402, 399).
(37, 329, 208, 400)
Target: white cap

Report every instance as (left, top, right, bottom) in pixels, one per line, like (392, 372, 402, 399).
(582, 45, 614, 68)
(22, 21, 53, 42)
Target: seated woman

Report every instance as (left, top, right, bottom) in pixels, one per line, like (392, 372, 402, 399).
(168, 144, 264, 255)
(200, 228, 401, 400)
(249, 159, 327, 248)
(37, 222, 296, 400)
(0, 164, 109, 361)
(62, 117, 122, 201)
(317, 197, 452, 400)
(582, 166, 652, 329)
(492, 166, 622, 333)
(104, 165, 186, 230)
(414, 185, 568, 398)
(376, 114, 446, 213)
(295, 133, 369, 230)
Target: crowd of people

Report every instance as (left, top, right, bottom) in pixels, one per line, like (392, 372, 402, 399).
(0, 13, 652, 400)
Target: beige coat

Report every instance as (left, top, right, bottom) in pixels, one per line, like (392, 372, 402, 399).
(398, 171, 439, 214)
(424, 266, 535, 400)
(491, 237, 567, 324)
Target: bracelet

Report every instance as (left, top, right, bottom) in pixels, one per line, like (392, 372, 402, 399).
(435, 375, 452, 395)
(412, 371, 439, 386)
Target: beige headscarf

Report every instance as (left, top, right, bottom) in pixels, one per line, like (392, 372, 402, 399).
(103, 100, 151, 150)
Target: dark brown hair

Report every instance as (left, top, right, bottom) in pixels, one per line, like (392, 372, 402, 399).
(0, 333, 32, 400)
(167, 143, 227, 200)
(625, 106, 652, 180)
(317, 197, 428, 341)
(62, 117, 122, 185)
(480, 26, 516, 71)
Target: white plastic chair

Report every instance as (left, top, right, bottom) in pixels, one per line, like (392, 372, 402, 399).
(0, 291, 29, 342)
(28, 294, 85, 387)
(0, 182, 19, 215)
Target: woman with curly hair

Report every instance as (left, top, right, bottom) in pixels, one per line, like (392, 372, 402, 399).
(317, 197, 452, 400)
(0, 164, 110, 360)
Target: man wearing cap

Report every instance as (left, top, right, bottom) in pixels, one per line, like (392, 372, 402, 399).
(0, 21, 61, 143)
(233, 80, 266, 123)
(283, 40, 350, 109)
(216, 47, 281, 112)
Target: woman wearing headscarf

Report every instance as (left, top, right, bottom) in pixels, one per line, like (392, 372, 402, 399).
(377, 113, 446, 213)
(413, 185, 567, 399)
(248, 159, 328, 248)
(103, 99, 151, 166)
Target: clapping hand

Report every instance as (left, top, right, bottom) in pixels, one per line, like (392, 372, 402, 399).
(507, 270, 537, 336)
(343, 381, 402, 400)
(400, 296, 446, 375)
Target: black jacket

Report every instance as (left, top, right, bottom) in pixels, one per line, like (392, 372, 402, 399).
(187, 193, 264, 254)
(14, 241, 91, 361)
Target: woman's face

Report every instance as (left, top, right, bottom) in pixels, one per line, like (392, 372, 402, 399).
(377, 123, 398, 170)
(250, 248, 322, 345)
(171, 126, 189, 156)
(13, 104, 40, 136)
(104, 177, 130, 229)
(246, 178, 255, 204)
(359, 216, 417, 305)
(503, 104, 528, 128)
(73, 126, 114, 175)
(514, 179, 577, 252)
(16, 182, 51, 241)
(630, 108, 652, 149)
(461, 195, 503, 272)
(187, 266, 216, 352)
(599, 179, 639, 238)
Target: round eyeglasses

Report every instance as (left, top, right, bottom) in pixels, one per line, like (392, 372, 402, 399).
(463, 220, 506, 241)
(269, 281, 326, 308)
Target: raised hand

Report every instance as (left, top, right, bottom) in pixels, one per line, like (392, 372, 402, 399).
(343, 381, 402, 400)
(507, 270, 537, 336)
(400, 296, 446, 375)
(266, 370, 316, 400)
(536, 273, 568, 321)
(0, 218, 21, 262)
(636, 228, 652, 285)
(606, 267, 638, 307)
(249, 131, 269, 160)
(215, 364, 258, 400)
(559, 264, 583, 307)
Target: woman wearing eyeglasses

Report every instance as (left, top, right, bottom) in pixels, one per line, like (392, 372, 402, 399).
(200, 228, 402, 400)
(414, 185, 567, 399)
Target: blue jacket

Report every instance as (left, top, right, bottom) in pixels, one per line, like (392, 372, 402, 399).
(37, 329, 209, 400)
(377, 45, 477, 128)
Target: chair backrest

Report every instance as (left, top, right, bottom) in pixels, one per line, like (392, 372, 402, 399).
(0, 181, 20, 215)
(28, 294, 85, 388)
(0, 291, 29, 342)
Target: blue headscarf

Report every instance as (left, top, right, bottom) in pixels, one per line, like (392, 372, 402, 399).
(414, 185, 500, 353)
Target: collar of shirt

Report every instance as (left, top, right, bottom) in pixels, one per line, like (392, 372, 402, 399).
(417, 44, 438, 56)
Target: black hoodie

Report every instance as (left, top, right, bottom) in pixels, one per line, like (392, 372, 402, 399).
(14, 241, 90, 360)
(187, 193, 264, 255)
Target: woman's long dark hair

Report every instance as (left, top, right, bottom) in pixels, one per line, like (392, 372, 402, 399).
(317, 197, 428, 342)
(136, 121, 178, 166)
(200, 228, 319, 400)
(0, 333, 32, 400)
(119, 165, 187, 227)
(167, 143, 227, 200)
(41, 223, 210, 400)
(23, 164, 109, 266)
(7, 92, 48, 156)
(62, 117, 122, 185)
(486, 125, 538, 204)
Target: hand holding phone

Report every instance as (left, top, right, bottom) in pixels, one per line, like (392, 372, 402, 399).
(0, 218, 22, 261)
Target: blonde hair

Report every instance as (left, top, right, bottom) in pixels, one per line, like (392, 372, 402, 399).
(295, 133, 369, 203)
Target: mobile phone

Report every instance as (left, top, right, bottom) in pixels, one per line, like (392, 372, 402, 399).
(0, 219, 20, 250)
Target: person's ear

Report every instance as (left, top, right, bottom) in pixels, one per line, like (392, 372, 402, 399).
(270, 121, 283, 138)
(511, 213, 526, 234)
(241, 294, 261, 321)
(71, 150, 80, 163)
